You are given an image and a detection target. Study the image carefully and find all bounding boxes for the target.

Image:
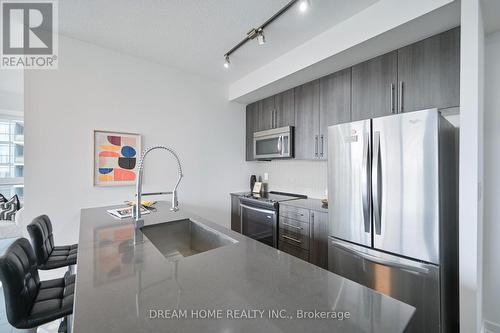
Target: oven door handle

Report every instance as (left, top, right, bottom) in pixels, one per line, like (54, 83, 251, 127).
(239, 203, 276, 216)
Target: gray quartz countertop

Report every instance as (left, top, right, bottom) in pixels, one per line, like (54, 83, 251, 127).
(230, 191, 250, 197)
(73, 201, 414, 333)
(280, 198, 329, 213)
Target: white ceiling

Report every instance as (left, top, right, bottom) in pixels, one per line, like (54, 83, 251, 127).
(482, 0, 500, 35)
(58, 0, 379, 84)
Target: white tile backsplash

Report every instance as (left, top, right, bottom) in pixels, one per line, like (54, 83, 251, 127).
(247, 160, 328, 199)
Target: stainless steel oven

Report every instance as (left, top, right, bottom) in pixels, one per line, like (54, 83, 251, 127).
(240, 203, 277, 248)
(253, 126, 293, 160)
(239, 192, 306, 248)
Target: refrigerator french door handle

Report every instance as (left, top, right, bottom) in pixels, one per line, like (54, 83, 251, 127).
(361, 132, 370, 233)
(314, 135, 319, 157)
(390, 84, 395, 114)
(398, 81, 404, 113)
(329, 237, 430, 275)
(372, 131, 382, 235)
(319, 134, 324, 157)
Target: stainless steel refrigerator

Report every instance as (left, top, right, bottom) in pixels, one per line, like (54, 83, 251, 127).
(327, 109, 458, 332)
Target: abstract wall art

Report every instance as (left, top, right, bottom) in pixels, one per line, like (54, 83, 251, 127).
(94, 130, 141, 186)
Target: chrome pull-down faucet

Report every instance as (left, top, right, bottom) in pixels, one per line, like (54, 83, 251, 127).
(134, 145, 184, 222)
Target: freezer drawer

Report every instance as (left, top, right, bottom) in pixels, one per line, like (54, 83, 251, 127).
(328, 237, 440, 333)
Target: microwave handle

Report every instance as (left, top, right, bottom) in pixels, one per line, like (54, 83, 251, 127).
(277, 135, 282, 155)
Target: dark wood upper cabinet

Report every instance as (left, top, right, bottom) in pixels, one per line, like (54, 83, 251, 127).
(275, 89, 295, 127)
(245, 102, 259, 161)
(351, 51, 398, 121)
(397, 27, 460, 112)
(258, 96, 275, 131)
(294, 80, 320, 160)
(319, 68, 352, 159)
(244, 28, 460, 161)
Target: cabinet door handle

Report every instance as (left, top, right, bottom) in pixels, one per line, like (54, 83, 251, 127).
(282, 222, 303, 230)
(271, 109, 274, 128)
(390, 84, 395, 114)
(398, 81, 404, 113)
(319, 135, 324, 157)
(282, 235, 302, 244)
(274, 109, 277, 128)
(314, 135, 319, 157)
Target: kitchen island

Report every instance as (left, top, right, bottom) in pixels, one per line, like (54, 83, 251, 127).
(73, 201, 414, 333)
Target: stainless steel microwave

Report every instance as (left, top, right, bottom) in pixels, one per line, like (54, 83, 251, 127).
(253, 126, 294, 160)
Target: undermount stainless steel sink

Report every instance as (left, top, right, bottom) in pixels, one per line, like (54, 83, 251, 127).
(141, 219, 237, 261)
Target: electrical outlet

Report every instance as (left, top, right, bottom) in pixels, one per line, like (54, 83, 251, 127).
(264, 172, 269, 181)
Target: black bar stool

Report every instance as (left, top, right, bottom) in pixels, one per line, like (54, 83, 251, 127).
(27, 215, 78, 270)
(0, 238, 74, 332)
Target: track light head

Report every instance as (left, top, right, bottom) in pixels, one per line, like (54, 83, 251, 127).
(257, 30, 266, 45)
(298, 0, 310, 12)
(223, 0, 310, 71)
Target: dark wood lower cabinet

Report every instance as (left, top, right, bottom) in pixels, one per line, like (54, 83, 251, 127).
(278, 204, 328, 269)
(310, 211, 328, 269)
(279, 241, 309, 262)
(230, 195, 241, 233)
(230, 198, 328, 269)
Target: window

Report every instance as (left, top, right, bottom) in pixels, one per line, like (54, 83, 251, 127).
(0, 117, 24, 201)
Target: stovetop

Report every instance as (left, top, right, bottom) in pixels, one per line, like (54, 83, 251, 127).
(241, 191, 307, 204)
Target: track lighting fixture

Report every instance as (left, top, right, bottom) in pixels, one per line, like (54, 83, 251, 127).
(223, 0, 311, 69)
(257, 29, 266, 45)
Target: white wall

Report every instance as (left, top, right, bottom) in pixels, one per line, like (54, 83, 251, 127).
(482, 30, 500, 331)
(0, 70, 23, 112)
(24, 36, 248, 245)
(459, 0, 485, 331)
(248, 160, 327, 199)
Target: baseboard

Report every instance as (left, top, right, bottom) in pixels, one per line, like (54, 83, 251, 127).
(483, 320, 500, 333)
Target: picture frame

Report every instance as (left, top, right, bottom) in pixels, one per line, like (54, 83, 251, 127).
(94, 130, 141, 186)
